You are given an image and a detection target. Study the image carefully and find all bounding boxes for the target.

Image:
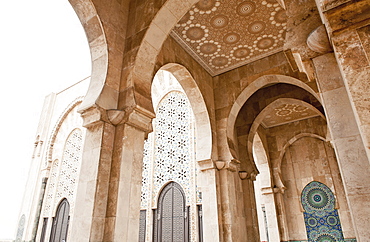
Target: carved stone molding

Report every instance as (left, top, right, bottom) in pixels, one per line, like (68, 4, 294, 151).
(198, 159, 216, 171)
(226, 159, 240, 172)
(80, 105, 108, 128)
(80, 104, 154, 136)
(261, 187, 274, 195)
(123, 107, 154, 136)
(107, 109, 126, 126)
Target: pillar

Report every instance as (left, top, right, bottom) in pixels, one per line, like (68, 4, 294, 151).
(110, 109, 153, 241)
(69, 107, 116, 241)
(261, 187, 280, 242)
(316, 0, 370, 157)
(313, 53, 370, 240)
(197, 159, 221, 241)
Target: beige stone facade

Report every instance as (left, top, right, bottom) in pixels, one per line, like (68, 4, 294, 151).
(17, 0, 370, 241)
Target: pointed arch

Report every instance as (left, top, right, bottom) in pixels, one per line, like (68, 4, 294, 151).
(252, 133, 272, 188)
(132, 0, 199, 105)
(45, 97, 84, 168)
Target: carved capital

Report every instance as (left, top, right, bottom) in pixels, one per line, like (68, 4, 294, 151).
(107, 109, 126, 126)
(238, 170, 258, 180)
(79, 100, 154, 137)
(273, 186, 287, 194)
(123, 107, 154, 136)
(80, 105, 108, 128)
(225, 159, 240, 172)
(198, 159, 216, 171)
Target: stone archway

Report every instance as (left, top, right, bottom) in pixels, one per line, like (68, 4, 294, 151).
(227, 74, 321, 160)
(247, 98, 325, 165)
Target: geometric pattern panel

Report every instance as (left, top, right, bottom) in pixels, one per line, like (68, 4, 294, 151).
(153, 91, 194, 205)
(140, 136, 152, 208)
(171, 0, 287, 76)
(301, 181, 344, 241)
(43, 129, 83, 216)
(140, 87, 201, 241)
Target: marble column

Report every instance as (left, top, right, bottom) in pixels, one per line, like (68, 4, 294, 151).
(197, 160, 221, 241)
(261, 187, 280, 242)
(313, 53, 370, 240)
(218, 159, 249, 242)
(241, 176, 260, 242)
(105, 108, 153, 241)
(315, 0, 370, 161)
(70, 107, 116, 241)
(274, 190, 289, 241)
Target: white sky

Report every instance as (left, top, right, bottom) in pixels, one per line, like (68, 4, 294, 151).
(0, 0, 91, 239)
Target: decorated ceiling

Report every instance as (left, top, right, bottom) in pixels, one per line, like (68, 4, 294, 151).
(171, 0, 287, 76)
(261, 103, 320, 128)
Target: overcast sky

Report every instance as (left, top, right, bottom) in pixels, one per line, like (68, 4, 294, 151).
(0, 0, 91, 239)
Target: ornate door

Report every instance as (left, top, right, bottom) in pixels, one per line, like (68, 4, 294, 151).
(50, 199, 70, 242)
(156, 182, 189, 242)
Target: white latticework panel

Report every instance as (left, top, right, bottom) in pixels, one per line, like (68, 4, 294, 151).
(43, 129, 83, 217)
(140, 90, 200, 241)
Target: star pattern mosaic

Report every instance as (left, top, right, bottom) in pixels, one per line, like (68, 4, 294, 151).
(171, 0, 287, 76)
(301, 181, 344, 241)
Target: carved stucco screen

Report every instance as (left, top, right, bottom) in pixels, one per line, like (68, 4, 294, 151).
(140, 90, 200, 241)
(41, 128, 83, 240)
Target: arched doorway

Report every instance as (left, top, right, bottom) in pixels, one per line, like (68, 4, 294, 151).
(50, 199, 70, 242)
(155, 182, 189, 242)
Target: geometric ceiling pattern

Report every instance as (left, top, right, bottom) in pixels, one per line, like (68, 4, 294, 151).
(261, 103, 320, 128)
(171, 0, 287, 76)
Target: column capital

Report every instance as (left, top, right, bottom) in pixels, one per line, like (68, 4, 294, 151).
(198, 159, 216, 171)
(79, 104, 155, 135)
(215, 159, 240, 172)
